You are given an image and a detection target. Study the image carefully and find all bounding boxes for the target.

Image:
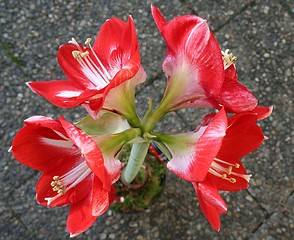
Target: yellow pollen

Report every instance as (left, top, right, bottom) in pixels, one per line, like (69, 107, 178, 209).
(222, 49, 237, 68)
(221, 173, 236, 183)
(235, 163, 240, 168)
(228, 166, 233, 175)
(230, 178, 237, 183)
(80, 51, 89, 58)
(72, 50, 82, 61)
(72, 50, 89, 61)
(50, 176, 66, 195)
(85, 38, 92, 45)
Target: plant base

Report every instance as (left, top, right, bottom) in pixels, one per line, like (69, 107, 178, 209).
(111, 153, 165, 212)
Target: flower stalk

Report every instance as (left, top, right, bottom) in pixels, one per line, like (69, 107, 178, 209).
(123, 142, 150, 183)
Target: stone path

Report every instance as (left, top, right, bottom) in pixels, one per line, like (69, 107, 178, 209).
(0, 0, 293, 239)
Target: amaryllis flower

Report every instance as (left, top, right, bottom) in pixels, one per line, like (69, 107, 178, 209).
(28, 16, 145, 119)
(151, 5, 267, 115)
(154, 108, 266, 231)
(151, 5, 224, 112)
(10, 116, 119, 237)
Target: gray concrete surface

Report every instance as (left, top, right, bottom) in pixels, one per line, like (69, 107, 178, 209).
(0, 0, 293, 239)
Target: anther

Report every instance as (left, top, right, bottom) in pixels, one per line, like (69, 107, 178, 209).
(80, 51, 89, 58)
(85, 38, 92, 45)
(229, 178, 236, 183)
(50, 176, 66, 195)
(221, 173, 236, 183)
(228, 166, 233, 175)
(221, 49, 237, 68)
(72, 50, 82, 61)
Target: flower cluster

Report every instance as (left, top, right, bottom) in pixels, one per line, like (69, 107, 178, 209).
(10, 5, 271, 237)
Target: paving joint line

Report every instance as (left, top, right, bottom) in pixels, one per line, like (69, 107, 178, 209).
(249, 190, 294, 234)
(5, 200, 38, 240)
(179, 0, 256, 33)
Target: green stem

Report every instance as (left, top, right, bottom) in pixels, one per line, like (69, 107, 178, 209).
(123, 142, 150, 183)
(143, 103, 169, 132)
(124, 112, 142, 129)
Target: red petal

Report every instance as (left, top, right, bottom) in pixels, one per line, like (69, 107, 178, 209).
(59, 117, 111, 189)
(219, 113, 265, 160)
(93, 16, 139, 68)
(193, 182, 227, 231)
(23, 116, 67, 136)
(151, 5, 168, 31)
(11, 118, 78, 172)
(249, 105, 273, 120)
(27, 80, 95, 108)
(91, 176, 111, 216)
(66, 193, 98, 237)
(190, 108, 227, 181)
(219, 65, 258, 112)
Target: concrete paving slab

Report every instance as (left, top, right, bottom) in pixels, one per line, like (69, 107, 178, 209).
(1, 0, 293, 239)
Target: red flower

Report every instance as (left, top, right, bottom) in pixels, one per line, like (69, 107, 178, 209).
(27, 16, 143, 118)
(151, 5, 269, 115)
(10, 116, 118, 237)
(151, 5, 224, 111)
(156, 108, 266, 231)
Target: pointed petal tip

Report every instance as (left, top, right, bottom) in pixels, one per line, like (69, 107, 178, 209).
(8, 146, 12, 152)
(26, 81, 36, 93)
(69, 232, 80, 238)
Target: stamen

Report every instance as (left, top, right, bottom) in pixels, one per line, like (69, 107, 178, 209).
(50, 176, 66, 194)
(70, 37, 112, 88)
(221, 49, 237, 69)
(209, 158, 250, 183)
(72, 50, 82, 61)
(231, 172, 252, 182)
(214, 158, 240, 168)
(84, 37, 112, 81)
(45, 161, 92, 205)
(85, 38, 92, 45)
(221, 173, 236, 183)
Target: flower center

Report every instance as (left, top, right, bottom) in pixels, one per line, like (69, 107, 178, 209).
(208, 158, 251, 183)
(221, 49, 237, 69)
(44, 161, 92, 205)
(69, 37, 111, 89)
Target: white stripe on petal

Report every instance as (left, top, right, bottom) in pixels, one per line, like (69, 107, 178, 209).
(56, 90, 82, 98)
(41, 138, 74, 148)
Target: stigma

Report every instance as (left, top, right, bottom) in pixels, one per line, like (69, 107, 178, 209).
(221, 49, 237, 69)
(208, 157, 251, 183)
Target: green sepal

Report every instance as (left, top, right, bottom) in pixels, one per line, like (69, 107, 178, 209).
(75, 111, 130, 136)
